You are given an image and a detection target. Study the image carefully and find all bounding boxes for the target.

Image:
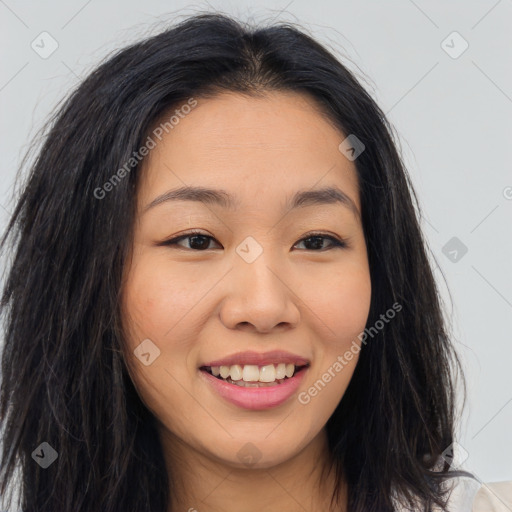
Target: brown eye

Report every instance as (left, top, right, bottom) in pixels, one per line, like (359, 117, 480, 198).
(159, 231, 221, 251)
(159, 231, 348, 251)
(293, 234, 348, 251)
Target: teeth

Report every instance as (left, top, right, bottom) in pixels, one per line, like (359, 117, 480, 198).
(209, 362, 302, 383)
(259, 364, 276, 382)
(230, 364, 243, 381)
(242, 365, 260, 382)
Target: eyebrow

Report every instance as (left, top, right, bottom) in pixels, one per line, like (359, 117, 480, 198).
(143, 185, 360, 219)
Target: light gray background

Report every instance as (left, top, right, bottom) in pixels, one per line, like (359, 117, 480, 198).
(1, 0, 511, 488)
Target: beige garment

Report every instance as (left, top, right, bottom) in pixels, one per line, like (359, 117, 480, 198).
(472, 481, 512, 512)
(392, 477, 512, 511)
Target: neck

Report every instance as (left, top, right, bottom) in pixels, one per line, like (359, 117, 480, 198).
(160, 427, 346, 512)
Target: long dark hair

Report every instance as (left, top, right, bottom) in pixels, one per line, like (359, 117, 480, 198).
(0, 12, 472, 512)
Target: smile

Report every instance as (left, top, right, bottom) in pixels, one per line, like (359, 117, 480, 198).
(199, 364, 310, 410)
(201, 363, 308, 384)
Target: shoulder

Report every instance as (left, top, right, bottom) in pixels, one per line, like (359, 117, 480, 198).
(441, 476, 512, 512)
(442, 475, 481, 510)
(472, 481, 512, 512)
(392, 475, 512, 511)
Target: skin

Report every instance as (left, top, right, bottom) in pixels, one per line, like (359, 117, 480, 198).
(120, 90, 372, 512)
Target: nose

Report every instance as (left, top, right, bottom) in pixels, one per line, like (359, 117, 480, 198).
(219, 251, 301, 334)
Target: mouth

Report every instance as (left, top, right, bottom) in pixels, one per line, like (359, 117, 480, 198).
(198, 362, 310, 410)
(199, 363, 310, 388)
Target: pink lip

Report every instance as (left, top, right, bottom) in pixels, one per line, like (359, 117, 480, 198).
(199, 366, 309, 410)
(200, 350, 310, 368)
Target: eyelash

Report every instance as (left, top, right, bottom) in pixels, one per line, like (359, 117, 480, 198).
(159, 230, 349, 251)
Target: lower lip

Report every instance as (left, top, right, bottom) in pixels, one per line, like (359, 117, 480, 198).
(199, 367, 308, 410)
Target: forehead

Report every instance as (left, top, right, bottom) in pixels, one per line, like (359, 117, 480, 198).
(137, 91, 361, 215)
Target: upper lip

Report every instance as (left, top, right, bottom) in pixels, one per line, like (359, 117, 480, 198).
(200, 350, 310, 368)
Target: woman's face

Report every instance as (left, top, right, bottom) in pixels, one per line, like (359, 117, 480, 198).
(121, 91, 371, 469)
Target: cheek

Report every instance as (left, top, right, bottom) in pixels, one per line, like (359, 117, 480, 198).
(298, 260, 372, 345)
(122, 254, 210, 343)
(298, 263, 371, 407)
(120, 257, 200, 412)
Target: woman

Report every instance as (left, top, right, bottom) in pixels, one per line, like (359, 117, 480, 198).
(0, 11, 495, 512)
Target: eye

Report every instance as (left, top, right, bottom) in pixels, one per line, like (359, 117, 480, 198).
(159, 230, 220, 251)
(159, 231, 348, 251)
(293, 233, 348, 251)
